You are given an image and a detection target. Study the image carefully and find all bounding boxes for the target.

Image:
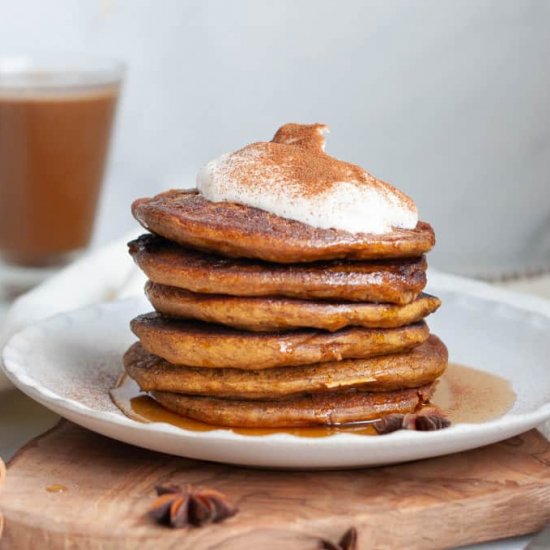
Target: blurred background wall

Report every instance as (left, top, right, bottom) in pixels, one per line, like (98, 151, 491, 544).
(1, 0, 548, 277)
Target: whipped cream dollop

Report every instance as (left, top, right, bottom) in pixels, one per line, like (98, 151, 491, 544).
(196, 123, 418, 234)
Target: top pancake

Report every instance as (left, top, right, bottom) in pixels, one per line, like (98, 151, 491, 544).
(132, 189, 435, 263)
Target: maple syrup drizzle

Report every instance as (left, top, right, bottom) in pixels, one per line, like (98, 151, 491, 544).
(110, 363, 515, 438)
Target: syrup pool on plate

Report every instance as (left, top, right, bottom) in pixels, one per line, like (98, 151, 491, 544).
(110, 364, 515, 438)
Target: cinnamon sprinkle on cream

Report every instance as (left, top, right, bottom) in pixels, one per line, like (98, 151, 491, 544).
(197, 123, 418, 235)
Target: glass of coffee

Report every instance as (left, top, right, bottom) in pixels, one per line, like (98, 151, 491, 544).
(0, 53, 123, 295)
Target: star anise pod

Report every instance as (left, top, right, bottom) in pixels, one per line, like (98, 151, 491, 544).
(373, 413, 404, 434)
(148, 484, 238, 528)
(319, 527, 358, 550)
(402, 412, 419, 431)
(374, 409, 451, 434)
(415, 410, 451, 431)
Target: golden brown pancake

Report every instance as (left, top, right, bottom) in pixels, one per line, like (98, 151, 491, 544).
(124, 335, 447, 399)
(129, 234, 427, 304)
(146, 282, 441, 332)
(151, 384, 435, 427)
(131, 189, 435, 263)
(130, 313, 429, 369)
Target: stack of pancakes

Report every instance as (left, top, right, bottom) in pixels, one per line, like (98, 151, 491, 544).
(124, 189, 448, 428)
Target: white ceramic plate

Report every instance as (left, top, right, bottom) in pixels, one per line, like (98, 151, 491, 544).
(2, 272, 550, 469)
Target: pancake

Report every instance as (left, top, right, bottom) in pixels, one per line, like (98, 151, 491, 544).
(129, 234, 427, 304)
(131, 189, 435, 263)
(130, 313, 429, 369)
(124, 335, 447, 399)
(146, 282, 441, 332)
(151, 384, 436, 427)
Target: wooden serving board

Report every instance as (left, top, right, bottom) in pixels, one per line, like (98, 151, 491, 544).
(0, 421, 549, 549)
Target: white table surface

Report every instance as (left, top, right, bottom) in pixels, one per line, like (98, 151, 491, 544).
(1, 279, 548, 549)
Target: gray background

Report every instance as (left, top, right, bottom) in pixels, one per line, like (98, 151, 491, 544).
(1, 0, 549, 276)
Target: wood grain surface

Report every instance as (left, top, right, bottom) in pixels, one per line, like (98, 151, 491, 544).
(0, 421, 549, 549)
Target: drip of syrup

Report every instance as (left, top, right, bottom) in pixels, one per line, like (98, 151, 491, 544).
(110, 364, 515, 438)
